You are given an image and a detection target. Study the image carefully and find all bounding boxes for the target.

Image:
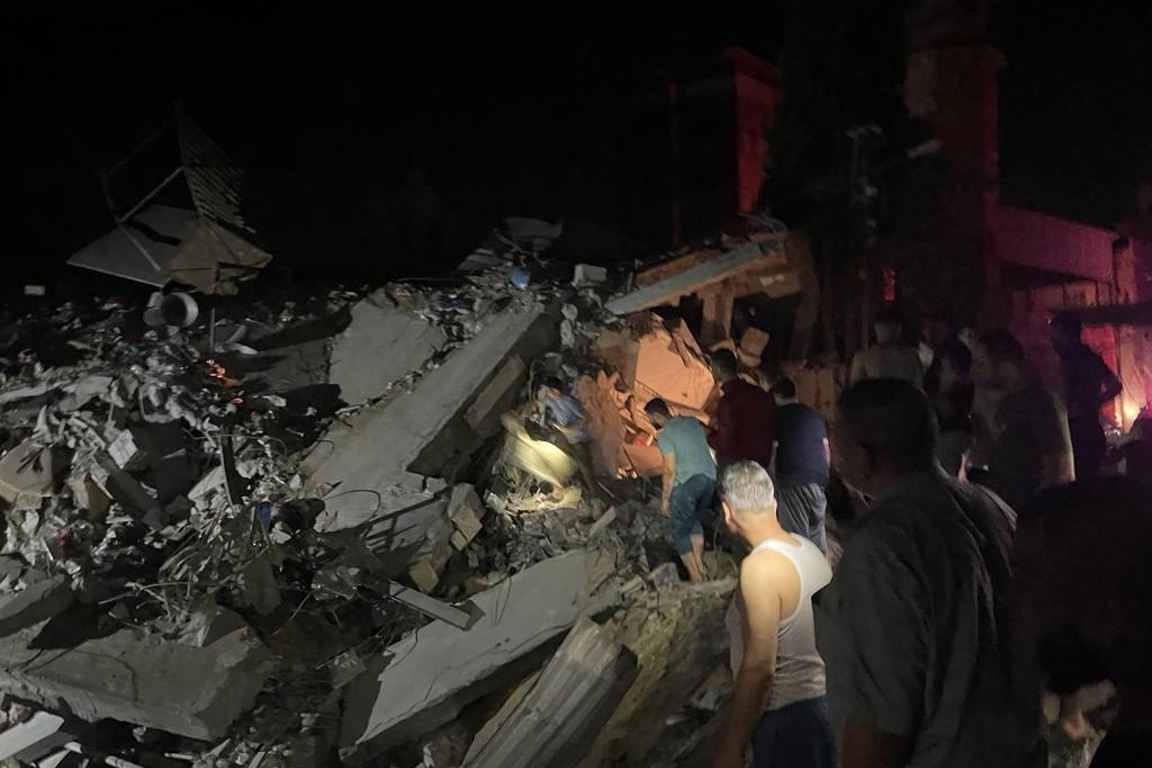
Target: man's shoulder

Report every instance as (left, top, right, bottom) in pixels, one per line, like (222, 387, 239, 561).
(740, 546, 794, 594)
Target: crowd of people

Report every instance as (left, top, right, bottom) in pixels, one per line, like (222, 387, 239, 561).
(518, 311, 1151, 768)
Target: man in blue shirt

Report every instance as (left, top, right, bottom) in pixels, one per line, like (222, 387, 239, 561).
(645, 397, 717, 583)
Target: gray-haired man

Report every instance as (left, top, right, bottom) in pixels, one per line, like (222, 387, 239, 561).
(714, 461, 834, 768)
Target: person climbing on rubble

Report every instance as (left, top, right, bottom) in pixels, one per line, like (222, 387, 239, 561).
(1010, 478, 1152, 767)
(970, 329, 1075, 511)
(818, 378, 1039, 768)
(769, 377, 830, 553)
(848, 311, 924, 389)
(525, 376, 595, 488)
(645, 397, 716, 583)
(707, 349, 775, 470)
(713, 460, 835, 768)
(1050, 312, 1122, 479)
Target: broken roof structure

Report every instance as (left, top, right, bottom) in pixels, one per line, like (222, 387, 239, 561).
(67, 109, 273, 294)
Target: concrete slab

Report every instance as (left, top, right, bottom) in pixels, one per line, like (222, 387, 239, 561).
(328, 291, 448, 406)
(0, 624, 272, 740)
(463, 617, 637, 768)
(339, 551, 601, 763)
(306, 304, 545, 537)
(606, 244, 781, 315)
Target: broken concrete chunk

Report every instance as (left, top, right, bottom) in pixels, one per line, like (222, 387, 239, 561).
(448, 484, 485, 549)
(237, 554, 282, 616)
(587, 507, 618, 539)
(0, 443, 69, 510)
(107, 431, 144, 471)
(329, 291, 448, 406)
(571, 264, 607, 288)
(649, 563, 681, 591)
(174, 600, 249, 647)
(386, 581, 472, 630)
(408, 559, 442, 595)
(0, 710, 66, 763)
(0, 624, 272, 740)
(340, 551, 602, 764)
(0, 578, 74, 638)
(463, 617, 638, 768)
(307, 304, 546, 536)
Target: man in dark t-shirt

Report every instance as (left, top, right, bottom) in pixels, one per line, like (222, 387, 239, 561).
(771, 378, 830, 552)
(972, 330, 1074, 511)
(708, 349, 775, 469)
(1051, 312, 1122, 478)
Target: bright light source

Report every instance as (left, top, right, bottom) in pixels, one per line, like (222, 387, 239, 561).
(500, 414, 576, 488)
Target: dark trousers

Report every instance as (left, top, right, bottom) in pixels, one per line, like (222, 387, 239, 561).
(751, 697, 835, 768)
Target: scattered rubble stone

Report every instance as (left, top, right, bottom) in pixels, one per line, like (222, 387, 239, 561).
(0, 216, 822, 768)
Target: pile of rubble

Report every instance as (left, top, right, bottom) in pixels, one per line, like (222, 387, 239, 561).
(0, 217, 824, 768)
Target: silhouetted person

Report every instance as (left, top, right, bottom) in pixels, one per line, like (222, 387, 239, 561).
(1050, 312, 1122, 478)
(818, 378, 1036, 768)
(1011, 479, 1152, 766)
(925, 340, 974, 477)
(708, 349, 775, 469)
(849, 311, 924, 389)
(970, 329, 1074, 511)
(770, 377, 830, 553)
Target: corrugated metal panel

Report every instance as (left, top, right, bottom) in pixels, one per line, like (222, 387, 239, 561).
(178, 116, 251, 232)
(464, 616, 637, 768)
(66, 205, 198, 287)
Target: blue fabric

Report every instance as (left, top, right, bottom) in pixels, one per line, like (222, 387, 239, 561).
(544, 394, 591, 443)
(668, 474, 715, 555)
(656, 416, 716, 485)
(774, 403, 829, 488)
(751, 696, 835, 768)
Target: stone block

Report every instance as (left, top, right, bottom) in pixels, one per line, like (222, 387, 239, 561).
(448, 484, 485, 549)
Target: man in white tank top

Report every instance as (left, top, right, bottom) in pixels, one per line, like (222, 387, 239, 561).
(713, 460, 834, 768)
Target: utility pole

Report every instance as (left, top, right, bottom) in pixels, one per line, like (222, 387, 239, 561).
(846, 125, 883, 357)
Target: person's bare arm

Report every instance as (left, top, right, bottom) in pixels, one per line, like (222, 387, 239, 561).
(660, 452, 676, 515)
(841, 719, 913, 768)
(713, 557, 781, 768)
(823, 437, 831, 467)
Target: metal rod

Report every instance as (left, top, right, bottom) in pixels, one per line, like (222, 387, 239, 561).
(115, 167, 185, 224)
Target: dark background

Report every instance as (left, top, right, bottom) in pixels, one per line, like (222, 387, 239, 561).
(3, 1, 1149, 285)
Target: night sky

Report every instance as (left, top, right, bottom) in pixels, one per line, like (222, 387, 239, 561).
(3, 1, 1149, 285)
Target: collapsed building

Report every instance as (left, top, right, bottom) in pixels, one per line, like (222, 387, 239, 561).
(0, 214, 836, 768)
